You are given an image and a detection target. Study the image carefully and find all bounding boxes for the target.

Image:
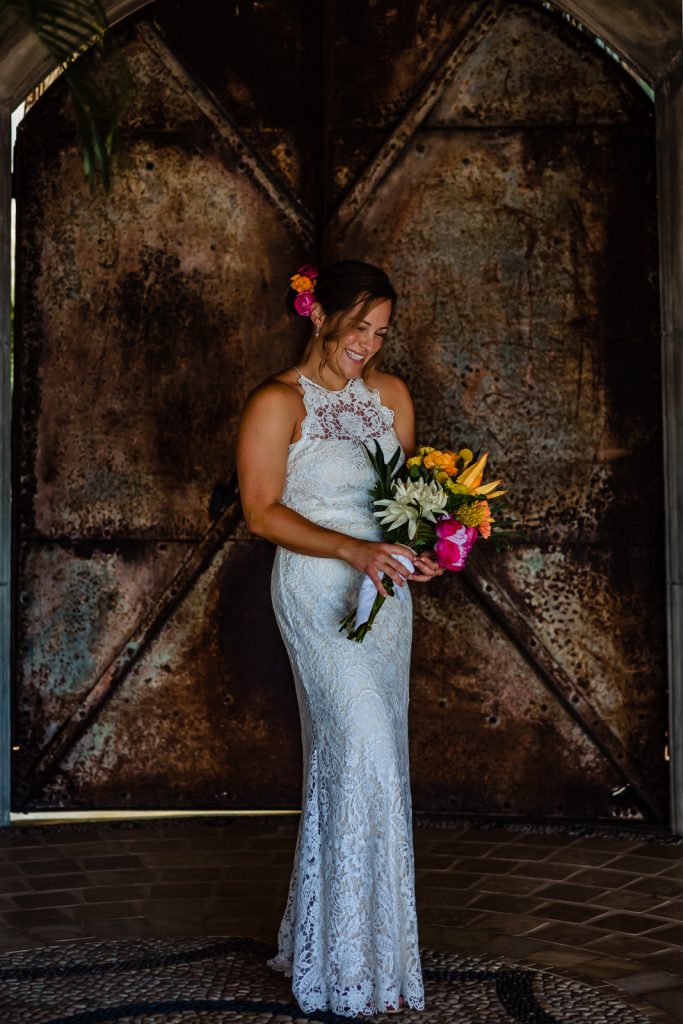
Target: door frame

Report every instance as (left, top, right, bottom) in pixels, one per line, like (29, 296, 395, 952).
(0, 0, 681, 830)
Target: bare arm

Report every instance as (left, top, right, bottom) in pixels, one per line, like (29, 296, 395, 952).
(388, 378, 416, 458)
(235, 381, 414, 594)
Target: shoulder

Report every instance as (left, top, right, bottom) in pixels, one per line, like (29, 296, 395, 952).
(363, 367, 413, 410)
(243, 368, 302, 409)
(238, 369, 303, 430)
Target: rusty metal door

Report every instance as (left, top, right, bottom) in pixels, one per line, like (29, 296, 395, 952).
(12, 0, 668, 822)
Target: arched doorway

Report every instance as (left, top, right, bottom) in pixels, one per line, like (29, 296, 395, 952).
(2, 0, 680, 827)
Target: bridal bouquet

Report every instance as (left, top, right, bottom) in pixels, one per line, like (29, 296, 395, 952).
(339, 443, 519, 642)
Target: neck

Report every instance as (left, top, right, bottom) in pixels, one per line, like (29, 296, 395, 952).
(297, 345, 357, 391)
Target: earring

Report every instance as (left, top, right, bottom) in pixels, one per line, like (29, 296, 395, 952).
(315, 324, 320, 337)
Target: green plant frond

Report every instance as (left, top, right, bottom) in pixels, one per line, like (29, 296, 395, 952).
(387, 445, 401, 475)
(363, 441, 403, 501)
(3, 0, 135, 189)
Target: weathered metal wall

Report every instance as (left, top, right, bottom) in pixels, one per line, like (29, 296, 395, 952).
(12, 0, 668, 821)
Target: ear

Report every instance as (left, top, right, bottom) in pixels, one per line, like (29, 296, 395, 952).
(311, 301, 325, 327)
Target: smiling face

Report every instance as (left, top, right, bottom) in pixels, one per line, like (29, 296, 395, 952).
(312, 296, 392, 381)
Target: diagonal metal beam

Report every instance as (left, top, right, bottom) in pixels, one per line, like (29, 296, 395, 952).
(18, 482, 243, 807)
(330, 0, 503, 239)
(461, 549, 666, 821)
(135, 22, 315, 247)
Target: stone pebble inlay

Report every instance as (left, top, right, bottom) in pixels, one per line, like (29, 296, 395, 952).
(0, 935, 653, 1024)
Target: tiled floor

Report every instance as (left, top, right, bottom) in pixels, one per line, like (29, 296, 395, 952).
(0, 814, 682, 1022)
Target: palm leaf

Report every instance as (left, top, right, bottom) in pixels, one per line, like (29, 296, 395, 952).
(2, 0, 135, 189)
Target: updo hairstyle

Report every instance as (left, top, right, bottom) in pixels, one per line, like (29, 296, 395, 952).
(287, 259, 397, 377)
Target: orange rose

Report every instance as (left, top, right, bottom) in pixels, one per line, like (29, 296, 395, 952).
(290, 273, 314, 293)
(423, 450, 458, 476)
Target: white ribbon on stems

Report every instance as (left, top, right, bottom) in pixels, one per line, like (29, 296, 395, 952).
(353, 552, 415, 632)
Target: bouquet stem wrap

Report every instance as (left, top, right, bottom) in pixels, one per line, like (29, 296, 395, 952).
(339, 553, 414, 642)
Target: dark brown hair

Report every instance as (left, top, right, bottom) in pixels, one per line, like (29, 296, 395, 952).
(287, 259, 397, 376)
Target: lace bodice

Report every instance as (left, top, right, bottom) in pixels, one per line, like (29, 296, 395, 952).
(281, 373, 403, 537)
(295, 372, 395, 441)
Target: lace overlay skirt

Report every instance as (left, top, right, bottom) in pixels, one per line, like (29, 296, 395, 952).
(268, 545, 425, 1017)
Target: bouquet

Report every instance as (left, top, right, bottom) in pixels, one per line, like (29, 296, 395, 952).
(339, 443, 519, 642)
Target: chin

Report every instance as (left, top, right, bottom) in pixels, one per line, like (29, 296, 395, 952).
(343, 358, 366, 376)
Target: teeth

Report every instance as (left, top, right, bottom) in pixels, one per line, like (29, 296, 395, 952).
(345, 349, 364, 363)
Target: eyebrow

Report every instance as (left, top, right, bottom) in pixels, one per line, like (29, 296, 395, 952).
(360, 320, 389, 329)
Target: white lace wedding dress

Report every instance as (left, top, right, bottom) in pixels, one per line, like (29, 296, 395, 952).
(266, 371, 425, 1017)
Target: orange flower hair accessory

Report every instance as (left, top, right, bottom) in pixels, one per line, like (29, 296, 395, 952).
(290, 263, 318, 316)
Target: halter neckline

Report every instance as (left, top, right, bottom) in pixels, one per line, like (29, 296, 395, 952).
(293, 366, 354, 394)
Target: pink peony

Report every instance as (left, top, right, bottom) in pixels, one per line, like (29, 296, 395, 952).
(293, 290, 315, 316)
(433, 516, 478, 571)
(297, 262, 318, 279)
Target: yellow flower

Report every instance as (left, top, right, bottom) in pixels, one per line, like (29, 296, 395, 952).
(474, 478, 505, 497)
(418, 445, 435, 456)
(290, 273, 315, 293)
(457, 451, 488, 488)
(446, 480, 471, 495)
(459, 448, 474, 466)
(452, 499, 493, 538)
(406, 455, 423, 468)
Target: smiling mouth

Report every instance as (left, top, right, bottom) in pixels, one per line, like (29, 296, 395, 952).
(345, 348, 365, 363)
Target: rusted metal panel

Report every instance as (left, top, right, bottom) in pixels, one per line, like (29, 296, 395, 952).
(146, 0, 317, 202)
(410, 563, 626, 819)
(32, 540, 302, 809)
(14, 540, 187, 762)
(336, 1, 667, 819)
(429, 2, 652, 127)
(341, 119, 661, 545)
(16, 35, 308, 542)
(13, 20, 308, 808)
(12, 0, 668, 821)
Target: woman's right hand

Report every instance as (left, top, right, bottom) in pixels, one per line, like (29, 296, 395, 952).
(339, 538, 416, 596)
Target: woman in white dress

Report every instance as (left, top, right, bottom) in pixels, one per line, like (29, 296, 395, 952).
(236, 260, 442, 1018)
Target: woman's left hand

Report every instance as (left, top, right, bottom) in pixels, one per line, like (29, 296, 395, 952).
(409, 551, 444, 583)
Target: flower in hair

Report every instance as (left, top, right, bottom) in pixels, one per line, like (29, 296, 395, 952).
(296, 262, 318, 280)
(290, 262, 318, 317)
(290, 273, 314, 293)
(293, 290, 315, 316)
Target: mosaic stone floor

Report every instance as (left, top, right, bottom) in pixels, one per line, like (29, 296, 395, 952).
(0, 935, 655, 1023)
(1, 815, 682, 1022)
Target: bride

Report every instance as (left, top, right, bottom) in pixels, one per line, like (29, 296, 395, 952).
(236, 259, 442, 1017)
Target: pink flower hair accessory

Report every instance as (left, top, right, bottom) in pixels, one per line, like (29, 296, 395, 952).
(290, 262, 318, 317)
(293, 290, 315, 316)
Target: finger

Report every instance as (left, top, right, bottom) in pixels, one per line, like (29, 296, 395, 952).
(388, 553, 415, 577)
(379, 561, 408, 587)
(369, 571, 388, 596)
(386, 559, 411, 582)
(413, 561, 437, 576)
(389, 544, 418, 559)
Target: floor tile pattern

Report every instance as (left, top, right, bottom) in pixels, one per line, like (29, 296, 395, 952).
(0, 816, 681, 1022)
(0, 935, 655, 1023)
